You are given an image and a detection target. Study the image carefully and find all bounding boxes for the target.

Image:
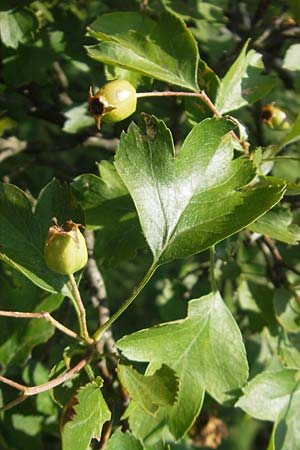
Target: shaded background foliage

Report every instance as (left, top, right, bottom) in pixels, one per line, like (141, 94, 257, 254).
(0, 1, 300, 449)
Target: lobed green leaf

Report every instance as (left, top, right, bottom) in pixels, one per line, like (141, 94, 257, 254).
(236, 369, 300, 421)
(215, 42, 277, 114)
(118, 364, 179, 415)
(118, 291, 248, 439)
(86, 11, 199, 91)
(115, 115, 285, 265)
(61, 379, 111, 450)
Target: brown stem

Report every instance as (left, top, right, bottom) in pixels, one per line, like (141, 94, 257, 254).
(25, 358, 87, 395)
(68, 274, 93, 344)
(99, 420, 113, 450)
(52, 61, 73, 106)
(0, 376, 27, 392)
(0, 358, 88, 412)
(262, 235, 300, 276)
(136, 90, 221, 116)
(136, 90, 250, 153)
(0, 310, 81, 340)
(262, 235, 282, 261)
(0, 395, 27, 412)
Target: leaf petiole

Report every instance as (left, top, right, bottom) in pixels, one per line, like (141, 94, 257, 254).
(0, 310, 81, 340)
(93, 262, 158, 342)
(210, 246, 217, 293)
(136, 90, 249, 152)
(68, 274, 93, 344)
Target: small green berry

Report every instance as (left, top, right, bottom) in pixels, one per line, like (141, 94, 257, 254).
(88, 80, 137, 129)
(261, 105, 291, 130)
(44, 221, 88, 275)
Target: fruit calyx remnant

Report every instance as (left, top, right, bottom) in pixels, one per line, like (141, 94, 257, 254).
(44, 220, 88, 275)
(88, 79, 137, 129)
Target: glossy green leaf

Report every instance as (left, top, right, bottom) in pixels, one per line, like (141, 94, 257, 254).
(236, 369, 300, 421)
(62, 379, 111, 450)
(72, 162, 145, 266)
(118, 291, 248, 439)
(106, 430, 144, 450)
(280, 114, 300, 148)
(248, 205, 300, 245)
(0, 180, 82, 295)
(215, 42, 277, 114)
(105, 64, 145, 88)
(283, 44, 300, 72)
(118, 364, 179, 415)
(86, 11, 199, 91)
(273, 384, 300, 450)
(0, 8, 38, 49)
(273, 288, 300, 333)
(115, 116, 285, 265)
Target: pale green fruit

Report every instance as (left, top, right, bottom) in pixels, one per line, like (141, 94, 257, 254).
(261, 105, 291, 130)
(44, 221, 88, 275)
(88, 80, 137, 128)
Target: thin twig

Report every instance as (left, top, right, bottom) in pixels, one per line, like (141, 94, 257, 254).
(262, 235, 282, 261)
(136, 90, 221, 116)
(52, 61, 73, 106)
(0, 358, 88, 411)
(136, 90, 249, 153)
(0, 376, 27, 392)
(68, 274, 93, 344)
(99, 420, 113, 450)
(0, 310, 81, 340)
(262, 235, 300, 276)
(0, 394, 27, 412)
(25, 358, 87, 395)
(257, 236, 300, 291)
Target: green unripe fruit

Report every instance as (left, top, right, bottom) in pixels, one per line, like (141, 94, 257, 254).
(44, 221, 88, 275)
(261, 105, 291, 130)
(100, 80, 137, 122)
(88, 80, 137, 129)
